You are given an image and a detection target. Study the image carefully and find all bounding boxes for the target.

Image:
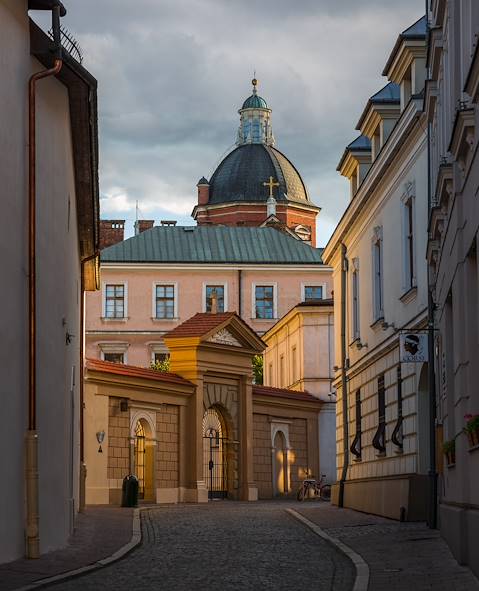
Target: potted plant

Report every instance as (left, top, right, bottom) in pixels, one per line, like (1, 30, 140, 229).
(443, 439, 456, 465)
(464, 414, 479, 448)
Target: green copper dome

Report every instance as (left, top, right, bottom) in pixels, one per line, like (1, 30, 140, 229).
(242, 93, 268, 109)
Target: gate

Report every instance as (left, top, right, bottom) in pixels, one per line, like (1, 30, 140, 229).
(134, 420, 146, 499)
(203, 429, 227, 499)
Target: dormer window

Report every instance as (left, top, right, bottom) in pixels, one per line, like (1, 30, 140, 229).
(372, 125, 381, 160)
(400, 66, 412, 111)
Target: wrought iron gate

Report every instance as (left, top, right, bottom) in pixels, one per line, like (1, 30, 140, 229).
(203, 429, 227, 499)
(135, 421, 146, 499)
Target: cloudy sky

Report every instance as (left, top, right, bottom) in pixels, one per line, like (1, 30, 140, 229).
(34, 0, 424, 246)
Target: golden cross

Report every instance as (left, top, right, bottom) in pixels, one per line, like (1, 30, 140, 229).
(263, 176, 279, 198)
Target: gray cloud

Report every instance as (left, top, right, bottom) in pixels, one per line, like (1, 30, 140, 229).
(32, 0, 424, 244)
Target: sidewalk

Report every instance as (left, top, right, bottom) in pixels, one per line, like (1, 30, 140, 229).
(296, 503, 479, 591)
(0, 506, 134, 591)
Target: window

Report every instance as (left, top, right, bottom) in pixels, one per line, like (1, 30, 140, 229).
(372, 227, 384, 321)
(372, 374, 386, 454)
(153, 352, 169, 364)
(303, 285, 323, 302)
(391, 365, 404, 450)
(103, 352, 124, 364)
(205, 285, 225, 313)
(292, 346, 297, 383)
(255, 285, 275, 319)
(280, 354, 285, 387)
(403, 197, 415, 290)
(155, 285, 175, 319)
(352, 259, 360, 340)
(105, 284, 125, 318)
(350, 390, 362, 460)
(268, 362, 273, 386)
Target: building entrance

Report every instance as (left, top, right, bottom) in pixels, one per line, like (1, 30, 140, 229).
(203, 408, 227, 499)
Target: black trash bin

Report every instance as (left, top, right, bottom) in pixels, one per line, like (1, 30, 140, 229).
(121, 475, 139, 507)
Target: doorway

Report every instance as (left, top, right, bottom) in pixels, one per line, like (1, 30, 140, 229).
(134, 418, 155, 501)
(203, 407, 227, 499)
(273, 430, 288, 495)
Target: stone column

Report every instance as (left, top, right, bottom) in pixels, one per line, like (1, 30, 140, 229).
(240, 374, 258, 501)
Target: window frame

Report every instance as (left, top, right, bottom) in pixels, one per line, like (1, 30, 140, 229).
(371, 227, 384, 322)
(202, 282, 228, 313)
(401, 188, 417, 294)
(102, 282, 128, 320)
(99, 342, 129, 364)
(351, 258, 360, 341)
(252, 283, 277, 320)
(151, 282, 178, 320)
(301, 283, 326, 302)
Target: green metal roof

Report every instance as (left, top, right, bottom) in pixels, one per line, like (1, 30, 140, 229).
(242, 94, 268, 109)
(101, 226, 324, 265)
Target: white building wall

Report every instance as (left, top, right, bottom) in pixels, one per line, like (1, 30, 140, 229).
(0, 0, 82, 562)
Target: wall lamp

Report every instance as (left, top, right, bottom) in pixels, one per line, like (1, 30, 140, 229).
(96, 430, 105, 453)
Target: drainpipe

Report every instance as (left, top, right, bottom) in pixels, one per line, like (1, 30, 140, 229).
(26, 3, 63, 559)
(338, 243, 349, 507)
(425, 4, 438, 529)
(79, 252, 98, 512)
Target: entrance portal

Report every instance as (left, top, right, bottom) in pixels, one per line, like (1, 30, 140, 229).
(134, 418, 154, 501)
(203, 408, 227, 499)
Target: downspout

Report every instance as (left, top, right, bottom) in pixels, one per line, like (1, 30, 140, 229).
(238, 269, 242, 317)
(338, 243, 349, 507)
(26, 4, 63, 559)
(425, 1, 438, 529)
(79, 252, 98, 512)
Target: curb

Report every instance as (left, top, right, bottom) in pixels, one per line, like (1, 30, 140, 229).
(14, 508, 142, 591)
(287, 509, 369, 591)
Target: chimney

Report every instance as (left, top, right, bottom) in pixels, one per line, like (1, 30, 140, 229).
(99, 220, 125, 249)
(134, 219, 154, 235)
(160, 220, 177, 226)
(197, 177, 209, 205)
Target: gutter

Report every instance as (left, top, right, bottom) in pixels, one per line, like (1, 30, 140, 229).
(26, 2, 64, 559)
(338, 244, 349, 507)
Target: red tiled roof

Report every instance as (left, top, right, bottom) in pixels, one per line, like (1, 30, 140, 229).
(85, 358, 194, 387)
(253, 384, 321, 403)
(164, 312, 237, 338)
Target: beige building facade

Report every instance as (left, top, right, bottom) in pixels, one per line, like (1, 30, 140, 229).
(0, 1, 99, 563)
(84, 313, 321, 504)
(426, 0, 479, 576)
(262, 300, 336, 484)
(323, 17, 431, 521)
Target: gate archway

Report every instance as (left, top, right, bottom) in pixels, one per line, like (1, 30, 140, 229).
(203, 407, 228, 499)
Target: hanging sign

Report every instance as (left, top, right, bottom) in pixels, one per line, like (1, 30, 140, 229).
(400, 333, 428, 363)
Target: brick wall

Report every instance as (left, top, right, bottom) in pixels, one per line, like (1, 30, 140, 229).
(253, 413, 273, 498)
(156, 405, 179, 488)
(107, 398, 130, 495)
(99, 220, 125, 249)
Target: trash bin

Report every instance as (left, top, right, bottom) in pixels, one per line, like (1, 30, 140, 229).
(121, 475, 139, 507)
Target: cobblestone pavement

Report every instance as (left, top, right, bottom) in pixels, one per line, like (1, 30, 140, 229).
(0, 506, 133, 591)
(46, 502, 355, 591)
(298, 504, 479, 591)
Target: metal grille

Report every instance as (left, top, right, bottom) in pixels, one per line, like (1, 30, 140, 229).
(203, 408, 227, 500)
(135, 421, 146, 499)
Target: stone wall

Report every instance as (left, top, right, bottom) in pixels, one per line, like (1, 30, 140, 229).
(290, 418, 308, 491)
(252, 414, 273, 498)
(107, 398, 130, 503)
(156, 405, 179, 488)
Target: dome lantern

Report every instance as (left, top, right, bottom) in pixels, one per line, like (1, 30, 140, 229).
(237, 78, 274, 146)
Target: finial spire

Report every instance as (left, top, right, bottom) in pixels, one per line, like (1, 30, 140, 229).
(252, 72, 258, 95)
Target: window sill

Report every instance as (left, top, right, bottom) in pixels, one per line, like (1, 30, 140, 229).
(101, 317, 129, 322)
(375, 451, 387, 458)
(349, 337, 361, 348)
(251, 317, 278, 321)
(394, 447, 404, 455)
(352, 457, 362, 463)
(399, 286, 417, 304)
(370, 317, 384, 331)
(151, 317, 180, 322)
(468, 443, 479, 453)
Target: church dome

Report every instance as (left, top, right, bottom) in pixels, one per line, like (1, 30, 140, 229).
(208, 143, 310, 204)
(242, 94, 268, 109)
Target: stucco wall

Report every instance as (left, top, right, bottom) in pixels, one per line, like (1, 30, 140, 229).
(0, 0, 82, 562)
(86, 266, 332, 366)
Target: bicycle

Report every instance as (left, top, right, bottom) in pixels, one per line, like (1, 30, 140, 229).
(296, 474, 331, 501)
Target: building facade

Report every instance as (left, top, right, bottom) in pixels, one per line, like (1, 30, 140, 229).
(84, 313, 322, 504)
(262, 300, 336, 484)
(426, 0, 479, 576)
(86, 226, 332, 365)
(0, 1, 99, 563)
(323, 17, 431, 520)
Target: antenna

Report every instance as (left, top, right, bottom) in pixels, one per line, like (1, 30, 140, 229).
(134, 200, 139, 235)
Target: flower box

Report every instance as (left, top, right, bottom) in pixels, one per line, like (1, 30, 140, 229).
(464, 414, 479, 449)
(443, 439, 456, 466)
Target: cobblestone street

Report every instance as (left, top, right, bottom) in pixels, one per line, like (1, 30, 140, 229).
(46, 502, 355, 591)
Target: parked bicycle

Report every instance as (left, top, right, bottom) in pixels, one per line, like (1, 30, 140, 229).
(296, 474, 331, 501)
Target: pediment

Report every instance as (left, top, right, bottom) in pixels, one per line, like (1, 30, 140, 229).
(207, 328, 242, 347)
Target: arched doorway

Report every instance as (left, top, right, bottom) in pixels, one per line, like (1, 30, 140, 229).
(273, 430, 287, 495)
(203, 407, 227, 499)
(134, 418, 155, 501)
